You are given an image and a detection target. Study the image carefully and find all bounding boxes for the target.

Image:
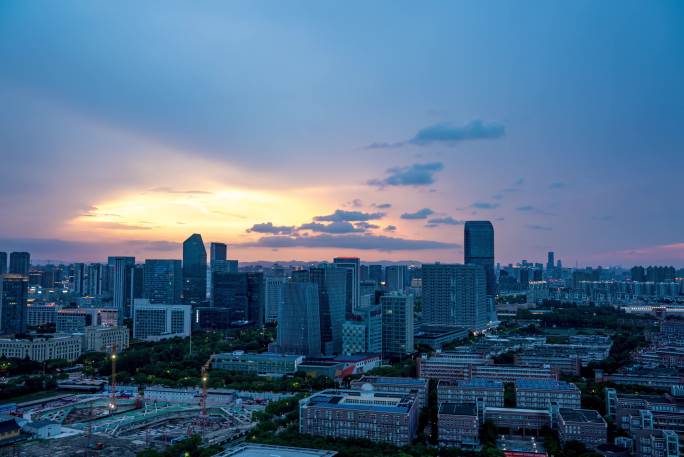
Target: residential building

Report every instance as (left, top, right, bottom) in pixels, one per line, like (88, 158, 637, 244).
(299, 386, 419, 446)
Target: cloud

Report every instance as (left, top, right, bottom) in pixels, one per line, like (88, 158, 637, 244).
(149, 186, 212, 195)
(88, 221, 153, 231)
(247, 222, 296, 235)
(470, 202, 500, 209)
(354, 221, 380, 230)
(526, 224, 552, 231)
(373, 203, 392, 209)
(425, 216, 463, 227)
(368, 162, 444, 188)
(516, 205, 556, 216)
(400, 208, 435, 220)
(314, 209, 385, 222)
(299, 221, 364, 234)
(384, 225, 397, 232)
(549, 181, 567, 189)
(242, 234, 459, 251)
(367, 119, 505, 149)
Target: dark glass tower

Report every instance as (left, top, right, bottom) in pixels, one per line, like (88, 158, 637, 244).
(182, 233, 207, 305)
(0, 274, 28, 335)
(143, 259, 182, 304)
(0, 253, 7, 276)
(9, 252, 30, 276)
(464, 221, 496, 297)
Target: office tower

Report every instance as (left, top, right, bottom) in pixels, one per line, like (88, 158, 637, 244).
(422, 263, 487, 331)
(342, 303, 382, 355)
(212, 272, 265, 325)
(464, 221, 496, 323)
(208, 242, 228, 301)
(368, 264, 384, 284)
(143, 259, 182, 304)
(385, 265, 407, 292)
(293, 267, 347, 355)
(130, 264, 144, 302)
(360, 264, 369, 281)
(182, 233, 207, 305)
(72, 263, 86, 296)
(333, 257, 360, 315)
(0, 253, 6, 276)
(132, 300, 192, 341)
(109, 256, 135, 319)
(9, 252, 30, 275)
(0, 274, 28, 335)
(273, 282, 321, 356)
(547, 252, 555, 271)
(86, 263, 103, 296)
(264, 276, 286, 323)
(381, 294, 414, 356)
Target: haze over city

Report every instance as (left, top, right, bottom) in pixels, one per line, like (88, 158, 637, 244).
(1, 1, 683, 265)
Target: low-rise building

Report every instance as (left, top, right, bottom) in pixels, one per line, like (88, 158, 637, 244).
(471, 365, 558, 382)
(514, 350, 581, 376)
(557, 408, 607, 449)
(299, 386, 419, 446)
(484, 407, 551, 432)
(438, 402, 480, 449)
(350, 376, 428, 409)
(438, 379, 504, 408)
(82, 325, 129, 352)
(22, 421, 61, 439)
(211, 351, 304, 376)
(217, 444, 337, 457)
(417, 351, 492, 380)
(414, 325, 469, 350)
(515, 380, 581, 410)
(0, 335, 82, 362)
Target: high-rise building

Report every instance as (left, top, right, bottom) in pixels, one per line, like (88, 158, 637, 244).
(333, 257, 360, 316)
(264, 276, 286, 323)
(132, 300, 192, 341)
(0, 253, 7, 276)
(464, 221, 495, 296)
(72, 263, 86, 296)
(547, 252, 555, 271)
(182, 234, 207, 305)
(385, 265, 407, 292)
(208, 242, 228, 301)
(422, 263, 488, 331)
(130, 264, 144, 303)
(342, 303, 382, 355)
(109, 256, 135, 320)
(143, 259, 182, 304)
(273, 282, 320, 356)
(368, 264, 384, 284)
(293, 267, 347, 355)
(0, 274, 28, 335)
(212, 272, 265, 325)
(86, 263, 105, 296)
(9, 252, 30, 276)
(381, 293, 414, 356)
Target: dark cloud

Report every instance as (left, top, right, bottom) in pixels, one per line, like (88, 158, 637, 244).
(314, 209, 385, 222)
(368, 162, 443, 188)
(515, 205, 556, 216)
(470, 202, 500, 209)
(367, 119, 505, 149)
(516, 205, 535, 212)
(400, 208, 434, 220)
(247, 222, 296, 235)
(373, 203, 392, 209)
(425, 216, 463, 227)
(384, 225, 397, 232)
(354, 222, 380, 230)
(299, 221, 364, 234)
(526, 224, 552, 231)
(242, 234, 459, 251)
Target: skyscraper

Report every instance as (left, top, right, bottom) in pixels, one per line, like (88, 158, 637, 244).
(72, 263, 86, 296)
(0, 274, 28, 335)
(264, 276, 286, 324)
(9, 252, 30, 276)
(422, 263, 488, 331)
(143, 259, 182, 304)
(464, 221, 496, 323)
(385, 265, 408, 292)
(109, 256, 135, 319)
(333, 257, 360, 316)
(273, 282, 321, 356)
(208, 242, 228, 301)
(381, 293, 414, 356)
(183, 233, 207, 306)
(212, 271, 265, 324)
(86, 263, 104, 296)
(293, 267, 347, 355)
(547, 252, 555, 271)
(0, 253, 7, 276)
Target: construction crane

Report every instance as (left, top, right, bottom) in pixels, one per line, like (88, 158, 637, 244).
(109, 344, 117, 412)
(200, 354, 215, 417)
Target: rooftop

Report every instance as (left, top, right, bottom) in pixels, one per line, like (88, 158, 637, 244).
(302, 388, 416, 413)
(218, 444, 337, 457)
(558, 408, 606, 424)
(514, 380, 578, 391)
(439, 402, 477, 416)
(355, 376, 427, 386)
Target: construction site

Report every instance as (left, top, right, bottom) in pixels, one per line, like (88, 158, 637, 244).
(8, 351, 267, 456)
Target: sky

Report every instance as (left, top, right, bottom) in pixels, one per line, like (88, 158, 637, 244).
(1, 1, 683, 266)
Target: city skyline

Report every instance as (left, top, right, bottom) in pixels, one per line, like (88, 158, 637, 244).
(1, 1, 684, 266)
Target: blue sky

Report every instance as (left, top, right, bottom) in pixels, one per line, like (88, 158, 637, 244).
(1, 1, 683, 265)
